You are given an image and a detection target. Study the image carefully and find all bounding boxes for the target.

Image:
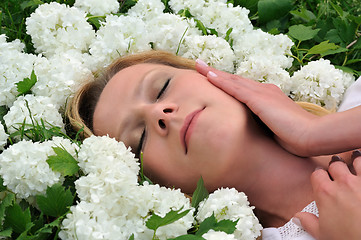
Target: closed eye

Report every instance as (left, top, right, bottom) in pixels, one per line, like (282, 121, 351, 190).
(136, 78, 171, 157)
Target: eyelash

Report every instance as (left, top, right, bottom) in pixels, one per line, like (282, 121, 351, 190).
(136, 78, 171, 156)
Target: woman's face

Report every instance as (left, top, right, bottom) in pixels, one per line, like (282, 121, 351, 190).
(93, 63, 260, 193)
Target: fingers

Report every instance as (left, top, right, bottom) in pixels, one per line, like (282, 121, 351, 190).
(294, 212, 320, 239)
(351, 151, 361, 175)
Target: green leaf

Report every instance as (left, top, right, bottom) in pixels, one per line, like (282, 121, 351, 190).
(0, 106, 8, 126)
(146, 208, 191, 231)
(0, 193, 15, 227)
(191, 177, 209, 208)
(20, 0, 43, 10)
(36, 184, 74, 217)
(16, 69, 37, 96)
(307, 41, 339, 56)
(320, 47, 348, 57)
(4, 204, 33, 234)
(0, 228, 12, 237)
(169, 235, 205, 240)
(195, 214, 238, 236)
(288, 25, 320, 41)
(47, 147, 79, 176)
(128, 234, 135, 240)
(0, 176, 7, 191)
(258, 0, 294, 24)
(290, 8, 316, 22)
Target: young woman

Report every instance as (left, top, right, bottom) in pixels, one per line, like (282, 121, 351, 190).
(68, 50, 361, 239)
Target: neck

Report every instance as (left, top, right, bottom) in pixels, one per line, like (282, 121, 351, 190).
(239, 136, 316, 227)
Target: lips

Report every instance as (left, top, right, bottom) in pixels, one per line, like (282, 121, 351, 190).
(180, 108, 204, 154)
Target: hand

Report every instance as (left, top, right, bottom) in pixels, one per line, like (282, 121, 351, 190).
(195, 59, 319, 156)
(295, 154, 361, 240)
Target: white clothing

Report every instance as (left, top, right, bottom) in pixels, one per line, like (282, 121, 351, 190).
(261, 76, 361, 240)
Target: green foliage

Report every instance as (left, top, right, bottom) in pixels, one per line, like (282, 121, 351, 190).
(16, 69, 37, 96)
(258, 0, 294, 24)
(36, 184, 74, 217)
(4, 203, 33, 235)
(47, 146, 79, 176)
(195, 214, 238, 236)
(146, 208, 191, 239)
(191, 177, 209, 209)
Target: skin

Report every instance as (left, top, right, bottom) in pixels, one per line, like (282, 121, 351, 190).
(195, 60, 361, 239)
(93, 63, 319, 227)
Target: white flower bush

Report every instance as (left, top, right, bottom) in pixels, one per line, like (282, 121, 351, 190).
(4, 94, 64, 135)
(290, 59, 355, 109)
(0, 0, 357, 239)
(88, 15, 152, 70)
(0, 35, 39, 107)
(74, 0, 119, 16)
(182, 35, 236, 72)
(197, 188, 263, 240)
(203, 230, 238, 240)
(26, 2, 95, 57)
(0, 137, 77, 199)
(60, 136, 194, 240)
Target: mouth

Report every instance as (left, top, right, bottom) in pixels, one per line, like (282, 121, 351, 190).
(180, 107, 205, 154)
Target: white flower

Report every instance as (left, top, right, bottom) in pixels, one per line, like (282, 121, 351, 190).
(202, 230, 238, 240)
(182, 35, 235, 72)
(0, 123, 8, 151)
(74, 0, 119, 15)
(128, 0, 165, 21)
(26, 2, 95, 57)
(61, 135, 193, 240)
(32, 51, 93, 108)
(0, 137, 77, 199)
(0, 34, 40, 107)
(146, 13, 201, 54)
(3, 95, 64, 136)
(169, 0, 207, 15)
(88, 15, 151, 70)
(77, 135, 139, 176)
(197, 188, 262, 240)
(290, 59, 355, 109)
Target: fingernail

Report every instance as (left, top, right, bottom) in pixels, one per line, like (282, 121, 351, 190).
(351, 150, 361, 161)
(329, 155, 344, 166)
(314, 166, 323, 171)
(196, 59, 208, 67)
(291, 217, 302, 228)
(208, 71, 217, 77)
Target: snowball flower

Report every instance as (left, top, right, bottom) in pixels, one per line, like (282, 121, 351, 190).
(74, 0, 119, 15)
(146, 13, 201, 54)
(0, 137, 78, 199)
(61, 135, 193, 240)
(203, 230, 238, 240)
(26, 2, 95, 57)
(290, 58, 355, 109)
(0, 34, 39, 107)
(32, 51, 93, 108)
(0, 123, 8, 151)
(88, 15, 151, 70)
(182, 35, 236, 72)
(128, 0, 165, 21)
(3, 95, 64, 136)
(197, 188, 262, 240)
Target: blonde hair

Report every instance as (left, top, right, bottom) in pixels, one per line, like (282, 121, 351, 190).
(66, 50, 331, 139)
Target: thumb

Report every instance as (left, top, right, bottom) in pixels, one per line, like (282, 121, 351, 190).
(293, 212, 320, 239)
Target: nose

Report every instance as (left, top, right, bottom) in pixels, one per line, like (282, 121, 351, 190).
(145, 103, 177, 135)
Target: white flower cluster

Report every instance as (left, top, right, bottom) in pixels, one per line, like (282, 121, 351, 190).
(60, 136, 194, 240)
(3, 95, 64, 136)
(0, 123, 8, 151)
(88, 14, 152, 70)
(26, 2, 95, 57)
(74, 0, 119, 16)
(290, 59, 355, 109)
(203, 230, 238, 240)
(197, 188, 262, 240)
(0, 137, 78, 199)
(0, 35, 39, 107)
